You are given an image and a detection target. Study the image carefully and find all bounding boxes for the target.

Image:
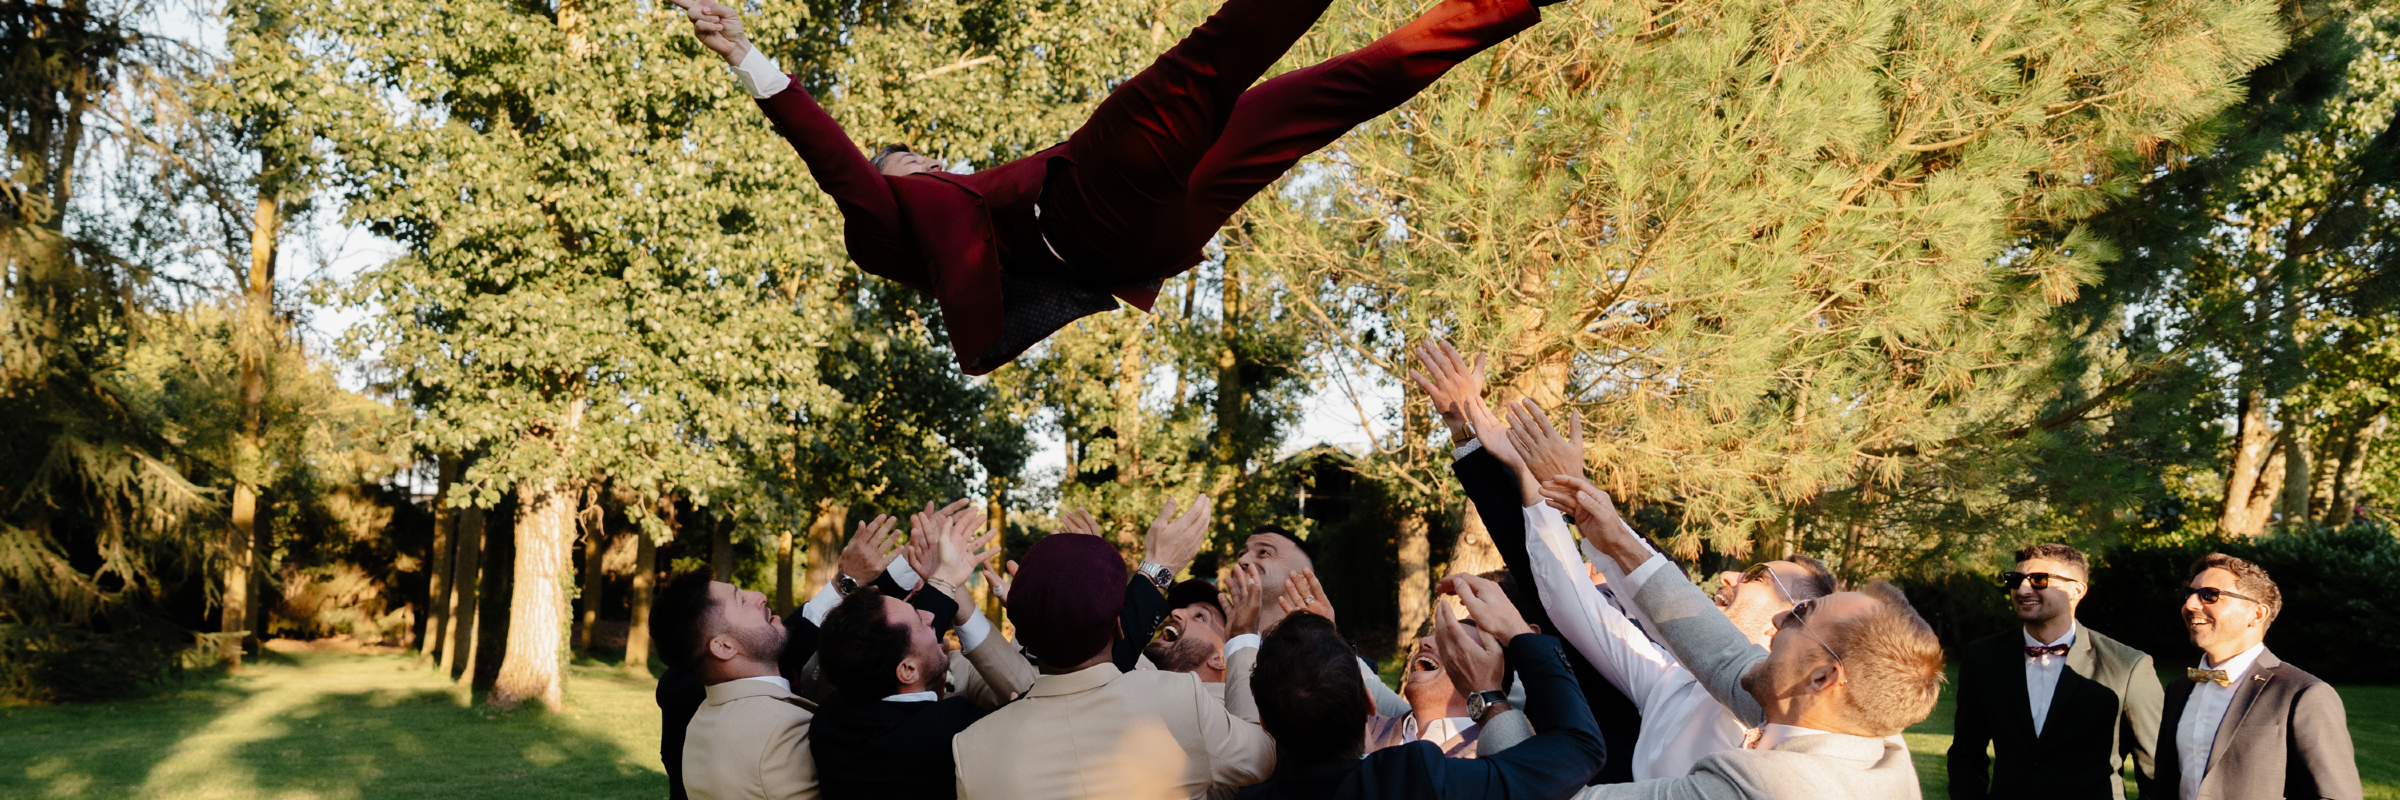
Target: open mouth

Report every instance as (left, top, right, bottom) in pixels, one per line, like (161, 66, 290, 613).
(1412, 656, 1438, 673)
(1158, 622, 1184, 644)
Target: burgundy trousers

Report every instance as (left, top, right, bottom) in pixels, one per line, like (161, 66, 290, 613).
(1041, 0, 1541, 281)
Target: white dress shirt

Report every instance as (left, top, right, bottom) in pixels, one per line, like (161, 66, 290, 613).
(1752, 722, 1834, 750)
(1405, 715, 1479, 745)
(882, 690, 940, 703)
(2024, 624, 2077, 737)
(2176, 642, 2267, 800)
(1522, 502, 1744, 780)
(733, 674, 793, 692)
(727, 46, 791, 99)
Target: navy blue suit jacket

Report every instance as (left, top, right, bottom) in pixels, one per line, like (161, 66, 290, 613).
(1237, 633, 1607, 800)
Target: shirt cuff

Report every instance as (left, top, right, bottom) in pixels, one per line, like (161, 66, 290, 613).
(800, 582, 842, 626)
(1451, 439, 1484, 462)
(728, 45, 790, 99)
(956, 609, 994, 652)
(888, 557, 922, 591)
(1223, 633, 1261, 659)
(1622, 553, 1671, 596)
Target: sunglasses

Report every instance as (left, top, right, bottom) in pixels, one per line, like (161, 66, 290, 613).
(2002, 572, 2084, 591)
(2181, 586, 2259, 606)
(1780, 597, 1843, 663)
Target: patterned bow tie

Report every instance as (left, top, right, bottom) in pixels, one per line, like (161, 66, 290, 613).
(2024, 644, 2069, 658)
(2188, 668, 2232, 687)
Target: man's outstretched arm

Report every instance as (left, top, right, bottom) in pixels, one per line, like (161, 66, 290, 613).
(670, 0, 923, 288)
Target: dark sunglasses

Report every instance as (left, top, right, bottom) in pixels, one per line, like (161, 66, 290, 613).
(2002, 572, 2084, 591)
(2181, 586, 2259, 605)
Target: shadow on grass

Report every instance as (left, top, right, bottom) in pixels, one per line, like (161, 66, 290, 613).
(230, 688, 658, 800)
(2, 665, 265, 799)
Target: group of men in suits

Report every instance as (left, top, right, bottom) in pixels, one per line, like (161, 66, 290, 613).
(1947, 542, 2362, 800)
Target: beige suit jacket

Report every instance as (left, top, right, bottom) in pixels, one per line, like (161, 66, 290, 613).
(953, 656, 1273, 800)
(684, 678, 818, 800)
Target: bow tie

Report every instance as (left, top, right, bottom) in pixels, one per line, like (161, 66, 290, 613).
(2024, 644, 2069, 658)
(2188, 668, 2232, 687)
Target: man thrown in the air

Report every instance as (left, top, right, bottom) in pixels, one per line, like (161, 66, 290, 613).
(673, 0, 1571, 374)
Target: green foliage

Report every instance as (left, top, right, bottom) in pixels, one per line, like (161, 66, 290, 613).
(1240, 0, 2288, 574)
(0, 620, 199, 704)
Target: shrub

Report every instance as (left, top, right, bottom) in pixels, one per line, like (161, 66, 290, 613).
(0, 621, 197, 704)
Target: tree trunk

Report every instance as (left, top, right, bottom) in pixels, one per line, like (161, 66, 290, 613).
(574, 524, 605, 654)
(441, 502, 486, 681)
(709, 520, 733, 582)
(219, 164, 282, 667)
(220, 485, 256, 667)
(1394, 511, 1430, 645)
(2218, 386, 2279, 536)
(422, 455, 460, 662)
(800, 500, 849, 602)
(492, 472, 578, 711)
(774, 527, 795, 615)
(470, 504, 515, 691)
(626, 531, 657, 670)
(1211, 262, 1247, 527)
(2276, 406, 2313, 530)
(2327, 408, 2386, 527)
(980, 478, 1006, 623)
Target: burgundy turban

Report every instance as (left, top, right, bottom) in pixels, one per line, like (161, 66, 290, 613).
(1007, 533, 1128, 667)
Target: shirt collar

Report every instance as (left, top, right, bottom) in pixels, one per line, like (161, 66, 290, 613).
(2200, 641, 2268, 679)
(1415, 716, 1476, 744)
(1755, 722, 1834, 750)
(2021, 622, 2078, 649)
(735, 675, 792, 693)
(881, 690, 940, 703)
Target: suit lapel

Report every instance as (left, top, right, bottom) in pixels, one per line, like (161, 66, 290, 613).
(2036, 632, 2103, 746)
(2158, 676, 2194, 789)
(2203, 648, 2280, 788)
(2000, 639, 2040, 746)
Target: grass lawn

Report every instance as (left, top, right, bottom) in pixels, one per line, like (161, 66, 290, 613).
(1905, 666, 2400, 800)
(1, 650, 666, 800)
(8, 653, 2392, 799)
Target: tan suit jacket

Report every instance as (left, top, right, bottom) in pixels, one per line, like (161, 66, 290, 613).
(953, 656, 1273, 800)
(684, 678, 819, 800)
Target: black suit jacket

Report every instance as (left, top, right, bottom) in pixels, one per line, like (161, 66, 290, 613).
(812, 693, 989, 800)
(1455, 446, 1643, 784)
(2152, 647, 2360, 800)
(1236, 634, 1605, 800)
(1947, 625, 2163, 800)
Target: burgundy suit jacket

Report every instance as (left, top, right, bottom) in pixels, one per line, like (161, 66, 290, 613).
(754, 82, 1158, 374)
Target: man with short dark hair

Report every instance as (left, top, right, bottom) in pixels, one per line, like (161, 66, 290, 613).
(1238, 574, 1606, 799)
(1948, 542, 2163, 799)
(953, 498, 1271, 799)
(1144, 578, 1232, 686)
(2153, 553, 2359, 800)
(808, 504, 1035, 800)
(1225, 524, 1412, 717)
(1545, 475, 1945, 799)
(659, 569, 820, 800)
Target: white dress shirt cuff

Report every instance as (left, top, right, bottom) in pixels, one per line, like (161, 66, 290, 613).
(728, 45, 791, 99)
(881, 690, 940, 703)
(956, 608, 994, 651)
(1452, 439, 1484, 462)
(800, 581, 843, 626)
(1223, 633, 1261, 658)
(887, 557, 922, 591)
(1622, 553, 1671, 595)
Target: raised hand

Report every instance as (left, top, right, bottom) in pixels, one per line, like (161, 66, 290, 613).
(1219, 562, 1267, 638)
(1411, 340, 1487, 442)
(1057, 507, 1103, 537)
(981, 560, 1019, 604)
(1456, 390, 1539, 504)
(1433, 599, 1506, 696)
(1536, 474, 1646, 573)
(837, 515, 901, 586)
(667, 0, 751, 65)
(1438, 572, 1533, 642)
(1275, 568, 1335, 626)
(1504, 398, 1588, 505)
(1142, 495, 1212, 573)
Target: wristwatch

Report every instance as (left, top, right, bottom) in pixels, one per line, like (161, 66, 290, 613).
(1137, 561, 1174, 591)
(835, 573, 860, 597)
(1465, 690, 1508, 724)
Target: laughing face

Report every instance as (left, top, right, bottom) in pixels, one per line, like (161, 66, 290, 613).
(1401, 632, 1468, 721)
(2009, 557, 2086, 626)
(2183, 567, 2268, 659)
(1143, 602, 1229, 679)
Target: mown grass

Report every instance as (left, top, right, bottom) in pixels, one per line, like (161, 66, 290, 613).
(1, 651, 665, 800)
(1906, 666, 2400, 800)
(6, 652, 2391, 799)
